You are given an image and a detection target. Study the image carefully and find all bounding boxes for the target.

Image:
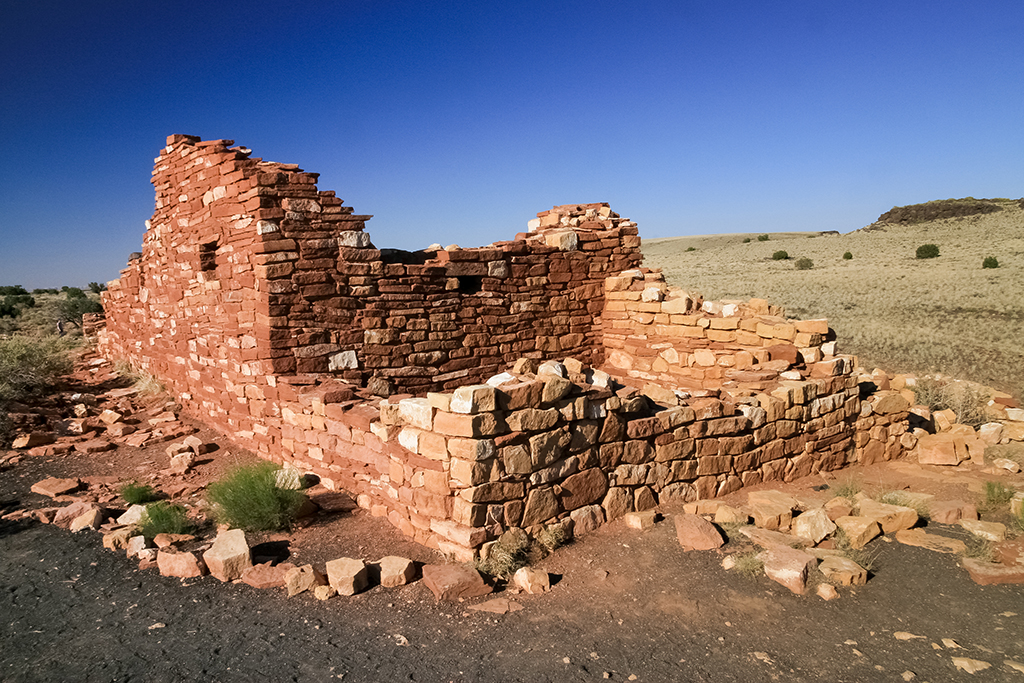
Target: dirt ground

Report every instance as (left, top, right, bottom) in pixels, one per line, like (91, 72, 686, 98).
(2, 367, 1024, 682)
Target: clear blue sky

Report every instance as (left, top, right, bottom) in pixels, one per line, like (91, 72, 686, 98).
(2, 1, 1022, 290)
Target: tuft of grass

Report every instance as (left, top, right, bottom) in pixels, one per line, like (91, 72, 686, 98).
(982, 256, 999, 269)
(0, 335, 78, 446)
(732, 552, 764, 577)
(795, 257, 814, 270)
(842, 251, 853, 260)
(138, 502, 192, 538)
(536, 523, 569, 552)
(877, 490, 930, 520)
(830, 477, 862, 500)
(961, 538, 996, 563)
(476, 528, 531, 579)
(915, 243, 940, 259)
(984, 481, 1015, 508)
(120, 481, 159, 505)
(205, 462, 306, 531)
(757, 234, 770, 242)
(771, 250, 789, 261)
(114, 360, 164, 395)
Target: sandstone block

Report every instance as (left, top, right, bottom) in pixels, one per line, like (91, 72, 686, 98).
(157, 550, 206, 578)
(601, 486, 632, 521)
(284, 564, 327, 597)
(378, 556, 417, 587)
(960, 519, 1006, 542)
(791, 509, 837, 544)
(450, 385, 497, 414)
(834, 517, 880, 548)
(625, 510, 657, 530)
(759, 546, 817, 594)
(31, 477, 81, 498)
(894, 528, 966, 554)
(962, 558, 1024, 585)
(242, 562, 290, 589)
(750, 501, 793, 531)
(103, 527, 135, 551)
(69, 508, 104, 532)
(674, 513, 724, 551)
(126, 535, 149, 558)
(569, 504, 604, 535)
(817, 583, 840, 600)
(819, 555, 868, 586)
(13, 432, 56, 449)
(512, 567, 551, 594)
(558, 468, 608, 511)
(421, 565, 492, 601)
(857, 499, 918, 533)
(397, 398, 434, 429)
(203, 529, 252, 582)
(714, 505, 750, 525)
(326, 557, 369, 596)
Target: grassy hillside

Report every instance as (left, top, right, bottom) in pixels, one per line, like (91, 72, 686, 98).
(642, 198, 1024, 396)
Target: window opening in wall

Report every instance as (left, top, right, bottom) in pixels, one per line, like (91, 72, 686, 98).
(457, 275, 482, 294)
(200, 241, 218, 274)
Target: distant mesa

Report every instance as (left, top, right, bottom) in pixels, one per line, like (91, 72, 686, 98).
(875, 197, 1014, 226)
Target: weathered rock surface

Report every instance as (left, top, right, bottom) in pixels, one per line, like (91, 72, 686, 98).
(378, 556, 417, 587)
(157, 550, 206, 578)
(758, 546, 817, 594)
(962, 558, 1024, 585)
(960, 519, 1006, 542)
(791, 509, 837, 544)
(819, 555, 868, 586)
(512, 567, 551, 594)
(421, 565, 492, 601)
(857, 500, 918, 533)
(834, 517, 881, 549)
(674, 513, 724, 551)
(325, 557, 369, 596)
(202, 529, 252, 582)
(284, 564, 327, 597)
(895, 528, 966, 554)
(31, 478, 81, 498)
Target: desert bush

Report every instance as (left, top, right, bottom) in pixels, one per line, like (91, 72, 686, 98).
(742, 237, 751, 243)
(685, 246, 696, 252)
(842, 251, 853, 260)
(961, 538, 996, 562)
(476, 528, 532, 578)
(138, 502, 192, 538)
(915, 243, 940, 259)
(59, 293, 103, 326)
(88, 282, 107, 294)
(795, 257, 813, 270)
(833, 529, 877, 571)
(771, 250, 789, 260)
(120, 481, 159, 505)
(114, 360, 164, 395)
(982, 256, 999, 269)
(0, 336, 76, 404)
(912, 378, 988, 428)
(984, 481, 1014, 508)
(879, 198, 1003, 224)
(757, 234, 770, 242)
(205, 462, 306, 531)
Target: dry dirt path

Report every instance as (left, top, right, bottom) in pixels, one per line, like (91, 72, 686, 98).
(3, 506, 1023, 682)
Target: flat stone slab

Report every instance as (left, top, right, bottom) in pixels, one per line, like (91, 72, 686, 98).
(31, 478, 81, 498)
(421, 565, 492, 601)
(467, 598, 524, 614)
(758, 546, 817, 594)
(895, 528, 967, 554)
(857, 500, 918, 534)
(834, 517, 881, 549)
(242, 562, 293, 590)
(962, 558, 1024, 586)
(157, 550, 206, 578)
(738, 526, 810, 550)
(819, 555, 868, 586)
(960, 519, 1006, 542)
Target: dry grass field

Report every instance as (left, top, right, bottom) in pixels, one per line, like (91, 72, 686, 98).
(642, 198, 1024, 396)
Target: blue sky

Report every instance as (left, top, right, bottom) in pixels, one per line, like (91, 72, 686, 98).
(1, 0, 1022, 290)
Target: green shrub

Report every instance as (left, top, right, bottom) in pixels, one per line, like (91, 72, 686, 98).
(205, 462, 306, 531)
(772, 250, 789, 260)
(795, 257, 813, 270)
(58, 294, 103, 326)
(843, 251, 853, 260)
(685, 246, 696, 252)
(984, 481, 1014, 508)
(120, 481, 159, 505)
(757, 234, 770, 242)
(982, 256, 999, 269)
(915, 243, 940, 259)
(138, 502, 192, 538)
(742, 237, 751, 243)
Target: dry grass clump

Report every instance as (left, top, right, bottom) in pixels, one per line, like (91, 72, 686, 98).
(642, 199, 1024, 395)
(912, 378, 989, 428)
(114, 360, 164, 395)
(731, 552, 764, 577)
(476, 528, 532, 579)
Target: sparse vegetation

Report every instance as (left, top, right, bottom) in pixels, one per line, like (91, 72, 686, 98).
(842, 251, 853, 260)
(912, 378, 989, 428)
(830, 477, 862, 500)
(732, 552, 764, 578)
(120, 481, 159, 505)
(0, 336, 78, 446)
(476, 528, 532, 579)
(833, 529, 877, 571)
(915, 243, 940, 259)
(772, 250, 789, 261)
(983, 481, 1015, 509)
(757, 234, 770, 242)
(536, 523, 569, 552)
(138, 502, 192, 538)
(114, 360, 165, 395)
(961, 538, 996, 563)
(982, 256, 999, 269)
(742, 237, 751, 243)
(878, 198, 1004, 225)
(205, 462, 306, 531)
(878, 490, 930, 520)
(685, 246, 696, 252)
(795, 257, 813, 270)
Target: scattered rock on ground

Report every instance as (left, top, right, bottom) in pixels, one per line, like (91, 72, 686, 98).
(674, 513, 724, 551)
(421, 565, 492, 601)
(202, 529, 252, 582)
(512, 567, 551, 594)
(325, 557, 369, 596)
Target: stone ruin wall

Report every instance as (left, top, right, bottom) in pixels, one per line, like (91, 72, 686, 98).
(98, 135, 915, 560)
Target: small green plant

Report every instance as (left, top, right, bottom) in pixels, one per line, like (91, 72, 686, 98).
(205, 462, 306, 531)
(476, 528, 532, 579)
(984, 481, 1014, 508)
(771, 250, 789, 260)
(138, 502, 192, 538)
(742, 237, 751, 243)
(537, 523, 569, 552)
(757, 234, 770, 242)
(120, 481, 159, 505)
(685, 246, 696, 252)
(732, 552, 764, 578)
(982, 256, 999, 269)
(795, 257, 813, 270)
(842, 251, 853, 260)
(915, 243, 940, 259)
